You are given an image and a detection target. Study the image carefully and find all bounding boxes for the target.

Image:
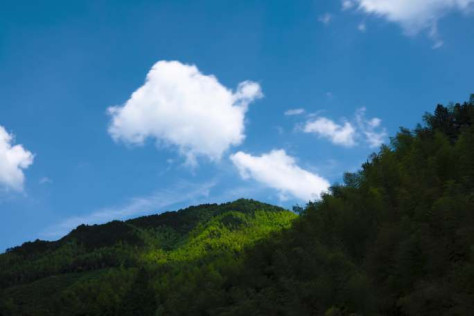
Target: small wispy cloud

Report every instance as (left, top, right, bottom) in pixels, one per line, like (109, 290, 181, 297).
(429, 24, 444, 49)
(302, 108, 386, 148)
(358, 22, 367, 32)
(342, 0, 355, 10)
(304, 117, 357, 147)
(355, 107, 387, 148)
(275, 126, 285, 135)
(39, 177, 52, 185)
(41, 180, 217, 239)
(284, 108, 305, 116)
(318, 13, 333, 25)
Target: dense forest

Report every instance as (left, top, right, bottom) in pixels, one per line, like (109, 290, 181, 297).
(1, 97, 474, 315)
(0, 200, 296, 315)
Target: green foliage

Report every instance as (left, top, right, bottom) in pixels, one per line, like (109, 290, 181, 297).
(2, 100, 474, 315)
(0, 199, 295, 315)
(206, 99, 474, 315)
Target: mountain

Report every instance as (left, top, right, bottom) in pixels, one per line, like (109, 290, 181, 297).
(203, 100, 474, 315)
(0, 199, 296, 315)
(1, 98, 474, 315)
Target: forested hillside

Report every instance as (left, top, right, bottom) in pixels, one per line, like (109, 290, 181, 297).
(1, 98, 474, 315)
(206, 99, 474, 315)
(0, 200, 296, 315)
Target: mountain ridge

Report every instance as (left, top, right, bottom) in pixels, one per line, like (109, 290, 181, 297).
(0, 199, 296, 315)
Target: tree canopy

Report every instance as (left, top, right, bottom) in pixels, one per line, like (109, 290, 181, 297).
(1, 98, 474, 315)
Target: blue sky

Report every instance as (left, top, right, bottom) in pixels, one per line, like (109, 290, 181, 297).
(1, 0, 473, 251)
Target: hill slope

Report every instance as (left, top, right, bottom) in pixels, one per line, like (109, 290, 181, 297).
(0, 199, 296, 315)
(201, 99, 474, 315)
(1, 98, 474, 315)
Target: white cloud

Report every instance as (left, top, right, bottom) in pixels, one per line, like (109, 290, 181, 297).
(41, 180, 216, 239)
(358, 22, 367, 32)
(303, 108, 386, 148)
(304, 117, 357, 147)
(284, 108, 305, 116)
(108, 60, 263, 166)
(39, 177, 52, 185)
(318, 13, 333, 25)
(346, 0, 474, 44)
(355, 107, 387, 148)
(0, 126, 34, 191)
(230, 150, 330, 201)
(342, 0, 355, 10)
